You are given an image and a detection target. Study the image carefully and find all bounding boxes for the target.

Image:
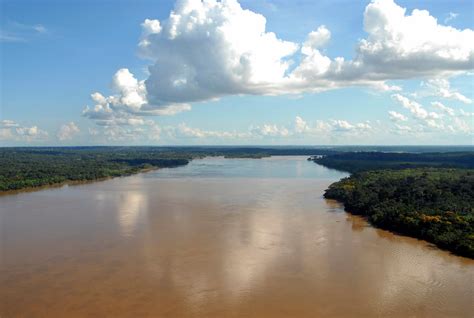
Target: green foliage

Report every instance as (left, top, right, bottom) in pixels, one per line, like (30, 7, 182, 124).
(313, 151, 474, 173)
(324, 168, 474, 258)
(0, 146, 336, 192)
(0, 147, 190, 191)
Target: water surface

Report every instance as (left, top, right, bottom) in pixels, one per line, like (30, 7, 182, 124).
(1, 157, 473, 317)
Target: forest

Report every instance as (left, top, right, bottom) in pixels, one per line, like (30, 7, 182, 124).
(312, 151, 474, 172)
(0, 147, 189, 191)
(316, 152, 474, 258)
(0, 146, 332, 192)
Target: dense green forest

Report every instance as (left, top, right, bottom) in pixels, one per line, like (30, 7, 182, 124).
(312, 151, 474, 172)
(316, 152, 474, 258)
(0, 148, 190, 191)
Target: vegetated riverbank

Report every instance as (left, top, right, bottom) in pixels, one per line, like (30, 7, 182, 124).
(0, 148, 190, 192)
(313, 152, 474, 258)
(0, 147, 331, 193)
(0, 166, 164, 196)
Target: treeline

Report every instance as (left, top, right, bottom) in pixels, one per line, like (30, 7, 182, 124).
(0, 146, 339, 192)
(315, 152, 474, 258)
(313, 151, 474, 173)
(0, 148, 190, 192)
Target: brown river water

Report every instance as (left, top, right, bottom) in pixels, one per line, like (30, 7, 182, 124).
(1, 157, 473, 317)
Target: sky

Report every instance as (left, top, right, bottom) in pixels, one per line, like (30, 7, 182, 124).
(0, 0, 473, 146)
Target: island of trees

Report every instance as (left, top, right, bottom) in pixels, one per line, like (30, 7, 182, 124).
(313, 152, 474, 258)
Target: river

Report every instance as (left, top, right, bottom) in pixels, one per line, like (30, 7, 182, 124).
(1, 156, 473, 317)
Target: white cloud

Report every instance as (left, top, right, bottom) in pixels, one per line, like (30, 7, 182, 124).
(33, 24, 47, 34)
(0, 120, 49, 142)
(444, 12, 458, 24)
(392, 94, 439, 120)
(393, 124, 413, 133)
(303, 25, 331, 50)
(330, 120, 372, 132)
(425, 78, 472, 104)
(86, 0, 474, 120)
(15, 126, 48, 139)
(0, 22, 49, 43)
(392, 94, 444, 130)
(390, 94, 473, 135)
(141, 19, 162, 36)
(294, 116, 310, 134)
(355, 0, 473, 79)
(82, 68, 192, 126)
(0, 119, 19, 128)
(56, 122, 80, 141)
(291, 117, 374, 136)
(165, 123, 250, 139)
(388, 111, 408, 122)
(459, 109, 474, 117)
(251, 124, 290, 137)
(139, 0, 299, 104)
(161, 116, 374, 141)
(431, 101, 455, 116)
(93, 122, 161, 142)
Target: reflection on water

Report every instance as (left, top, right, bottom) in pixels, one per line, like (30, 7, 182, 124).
(1, 157, 473, 317)
(117, 191, 148, 237)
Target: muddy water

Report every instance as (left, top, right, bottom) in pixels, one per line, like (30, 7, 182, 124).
(1, 157, 473, 317)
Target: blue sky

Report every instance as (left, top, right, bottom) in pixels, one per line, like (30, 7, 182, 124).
(1, 0, 473, 145)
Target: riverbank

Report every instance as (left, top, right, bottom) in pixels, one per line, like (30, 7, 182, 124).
(0, 148, 192, 193)
(321, 167, 473, 258)
(0, 166, 163, 196)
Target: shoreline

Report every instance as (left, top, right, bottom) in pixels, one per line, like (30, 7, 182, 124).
(0, 166, 161, 196)
(322, 171, 474, 259)
(332, 196, 473, 259)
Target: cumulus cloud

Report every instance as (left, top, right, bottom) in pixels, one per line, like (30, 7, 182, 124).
(388, 111, 408, 122)
(424, 78, 472, 104)
(304, 26, 331, 50)
(392, 123, 414, 134)
(354, 0, 473, 79)
(92, 123, 162, 142)
(84, 0, 474, 124)
(287, 116, 373, 136)
(390, 94, 473, 134)
(56, 122, 80, 141)
(157, 116, 375, 142)
(294, 116, 310, 134)
(332, 120, 373, 133)
(166, 123, 249, 139)
(392, 94, 439, 120)
(82, 68, 191, 126)
(431, 101, 455, 116)
(139, 0, 299, 104)
(0, 120, 48, 142)
(251, 124, 290, 137)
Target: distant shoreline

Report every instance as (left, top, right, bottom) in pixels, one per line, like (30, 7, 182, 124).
(0, 166, 161, 196)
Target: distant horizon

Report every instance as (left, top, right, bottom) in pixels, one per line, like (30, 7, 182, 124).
(1, 144, 473, 149)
